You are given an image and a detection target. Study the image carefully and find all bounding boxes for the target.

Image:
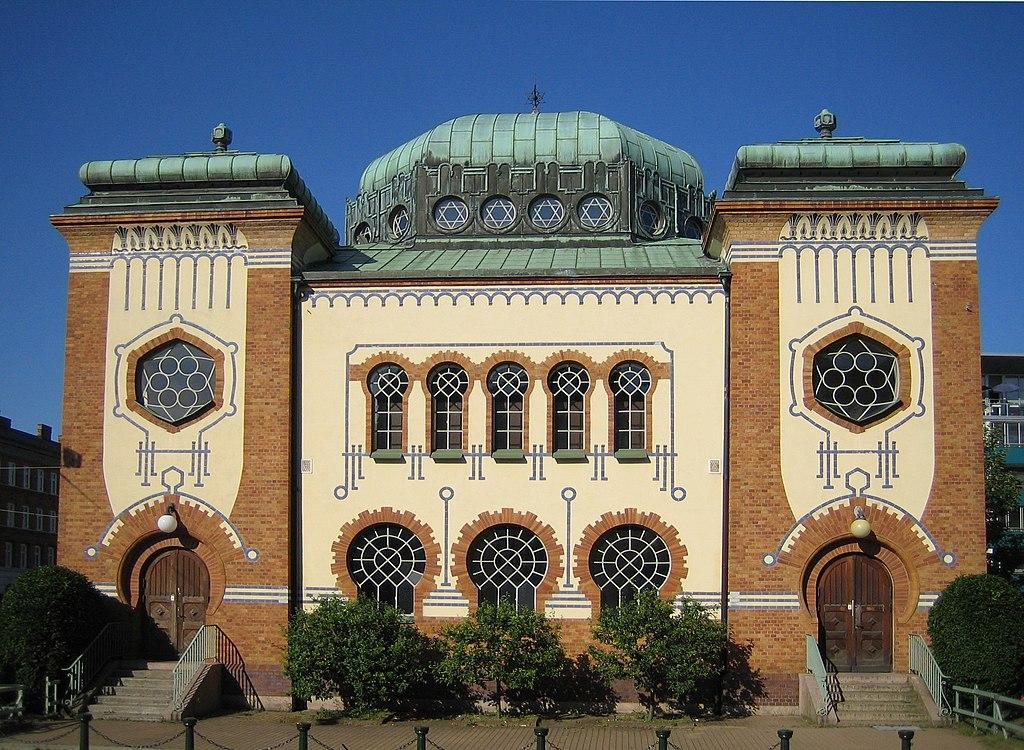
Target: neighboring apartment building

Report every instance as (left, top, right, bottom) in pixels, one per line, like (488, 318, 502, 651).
(0, 416, 60, 592)
(982, 353, 1024, 532)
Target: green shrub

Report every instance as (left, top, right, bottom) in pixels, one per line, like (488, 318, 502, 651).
(591, 590, 727, 718)
(439, 602, 566, 717)
(928, 573, 1024, 696)
(284, 596, 433, 712)
(0, 566, 107, 708)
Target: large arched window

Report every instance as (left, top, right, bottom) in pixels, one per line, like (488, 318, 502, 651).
(467, 524, 548, 610)
(368, 364, 409, 451)
(487, 363, 529, 452)
(548, 363, 590, 451)
(346, 523, 426, 614)
(429, 363, 469, 452)
(610, 362, 652, 451)
(588, 525, 671, 609)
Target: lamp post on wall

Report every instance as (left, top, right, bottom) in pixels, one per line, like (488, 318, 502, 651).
(850, 505, 872, 539)
(157, 504, 179, 534)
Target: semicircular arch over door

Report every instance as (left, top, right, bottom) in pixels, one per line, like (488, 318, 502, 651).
(141, 548, 210, 658)
(816, 553, 893, 672)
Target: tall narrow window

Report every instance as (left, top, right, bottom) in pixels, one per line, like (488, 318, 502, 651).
(368, 364, 409, 451)
(488, 363, 528, 451)
(346, 523, 426, 615)
(429, 364, 469, 451)
(3, 542, 11, 568)
(611, 362, 652, 450)
(548, 363, 590, 451)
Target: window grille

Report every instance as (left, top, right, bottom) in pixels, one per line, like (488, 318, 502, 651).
(487, 363, 529, 451)
(481, 197, 516, 230)
(577, 194, 614, 229)
(346, 523, 426, 614)
(548, 363, 590, 450)
(610, 362, 651, 450)
(433, 197, 470, 230)
(136, 340, 216, 425)
(812, 334, 900, 425)
(368, 364, 409, 451)
(467, 524, 548, 610)
(528, 196, 565, 230)
(429, 364, 469, 451)
(588, 524, 671, 609)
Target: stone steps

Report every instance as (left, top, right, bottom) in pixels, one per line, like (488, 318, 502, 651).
(831, 674, 932, 727)
(84, 660, 176, 721)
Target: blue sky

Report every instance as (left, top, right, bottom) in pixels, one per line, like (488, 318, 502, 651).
(1, 2, 1022, 434)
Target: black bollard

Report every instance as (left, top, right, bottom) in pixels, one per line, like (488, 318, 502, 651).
(898, 729, 914, 750)
(297, 722, 311, 750)
(183, 718, 197, 750)
(415, 725, 429, 750)
(78, 712, 91, 750)
(534, 726, 548, 750)
(656, 727, 671, 750)
(778, 729, 793, 750)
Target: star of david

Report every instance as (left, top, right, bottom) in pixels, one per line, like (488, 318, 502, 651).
(482, 198, 516, 229)
(579, 196, 613, 228)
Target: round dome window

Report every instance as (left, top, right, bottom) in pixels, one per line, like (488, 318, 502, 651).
(637, 201, 663, 237)
(389, 206, 411, 239)
(481, 196, 516, 231)
(529, 195, 565, 230)
(433, 197, 470, 231)
(578, 194, 614, 230)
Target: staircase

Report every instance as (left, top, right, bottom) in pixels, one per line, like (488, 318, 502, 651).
(832, 673, 933, 726)
(86, 660, 176, 721)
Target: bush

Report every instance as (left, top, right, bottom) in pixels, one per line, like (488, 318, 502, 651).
(928, 574, 1024, 696)
(439, 602, 566, 717)
(0, 566, 107, 709)
(591, 590, 727, 718)
(284, 596, 433, 713)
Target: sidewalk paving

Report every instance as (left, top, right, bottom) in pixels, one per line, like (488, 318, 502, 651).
(0, 714, 991, 750)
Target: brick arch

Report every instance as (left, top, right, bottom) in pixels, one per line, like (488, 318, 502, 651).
(111, 495, 235, 615)
(330, 507, 442, 620)
(451, 508, 563, 614)
(573, 510, 688, 612)
(478, 351, 541, 453)
(351, 353, 417, 452)
(777, 499, 938, 625)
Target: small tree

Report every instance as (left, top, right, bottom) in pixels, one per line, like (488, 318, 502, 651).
(591, 590, 727, 718)
(985, 428, 1021, 541)
(0, 566, 107, 709)
(928, 574, 1024, 696)
(439, 602, 565, 717)
(284, 596, 433, 713)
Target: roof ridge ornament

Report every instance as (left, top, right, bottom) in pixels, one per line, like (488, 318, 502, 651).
(212, 122, 233, 151)
(527, 84, 545, 114)
(814, 109, 837, 139)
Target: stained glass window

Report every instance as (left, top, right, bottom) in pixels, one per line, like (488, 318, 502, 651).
(135, 340, 216, 425)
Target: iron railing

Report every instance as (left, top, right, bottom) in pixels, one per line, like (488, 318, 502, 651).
(48, 621, 134, 714)
(171, 624, 262, 711)
(805, 634, 836, 719)
(908, 634, 951, 716)
(950, 684, 1024, 739)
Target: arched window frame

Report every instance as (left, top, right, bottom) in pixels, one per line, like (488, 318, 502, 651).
(466, 523, 549, 611)
(368, 363, 409, 456)
(487, 362, 529, 456)
(547, 362, 591, 455)
(588, 524, 672, 610)
(609, 361, 652, 455)
(428, 363, 469, 456)
(346, 522, 427, 615)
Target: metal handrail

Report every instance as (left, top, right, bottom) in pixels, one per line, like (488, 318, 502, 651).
(171, 625, 262, 711)
(805, 634, 836, 719)
(951, 684, 1024, 739)
(908, 634, 951, 716)
(61, 622, 134, 708)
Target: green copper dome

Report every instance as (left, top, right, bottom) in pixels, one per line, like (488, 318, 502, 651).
(359, 112, 703, 194)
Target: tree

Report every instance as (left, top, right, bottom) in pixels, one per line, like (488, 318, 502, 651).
(928, 574, 1024, 696)
(438, 602, 565, 717)
(283, 596, 433, 713)
(985, 428, 1023, 582)
(590, 590, 727, 719)
(0, 566, 107, 709)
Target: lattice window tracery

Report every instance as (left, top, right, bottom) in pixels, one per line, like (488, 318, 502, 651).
(529, 196, 565, 229)
(812, 335, 900, 425)
(467, 524, 548, 610)
(346, 523, 426, 614)
(610, 362, 651, 450)
(429, 364, 469, 451)
(487, 363, 528, 451)
(549, 363, 590, 451)
(369, 364, 409, 450)
(135, 340, 216, 425)
(588, 524, 671, 609)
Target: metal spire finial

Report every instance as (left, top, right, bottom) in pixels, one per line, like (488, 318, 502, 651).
(528, 84, 545, 114)
(814, 109, 837, 139)
(212, 122, 233, 151)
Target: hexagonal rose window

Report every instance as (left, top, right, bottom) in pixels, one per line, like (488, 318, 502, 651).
(135, 340, 216, 425)
(812, 334, 900, 425)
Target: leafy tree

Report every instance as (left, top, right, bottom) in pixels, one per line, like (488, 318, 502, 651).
(985, 428, 1021, 541)
(438, 602, 565, 717)
(284, 596, 433, 713)
(928, 574, 1024, 696)
(590, 590, 727, 718)
(0, 566, 107, 709)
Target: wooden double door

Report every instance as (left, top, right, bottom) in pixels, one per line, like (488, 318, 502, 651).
(817, 554, 893, 672)
(141, 549, 210, 658)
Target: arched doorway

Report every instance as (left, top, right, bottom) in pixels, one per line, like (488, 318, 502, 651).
(817, 553, 892, 672)
(140, 548, 210, 658)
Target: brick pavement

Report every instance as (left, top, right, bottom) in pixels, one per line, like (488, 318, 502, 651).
(0, 715, 986, 750)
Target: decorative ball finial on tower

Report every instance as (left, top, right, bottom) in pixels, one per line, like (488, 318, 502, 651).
(212, 122, 233, 151)
(814, 109, 837, 139)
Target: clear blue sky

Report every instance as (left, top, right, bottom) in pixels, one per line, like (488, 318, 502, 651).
(2, 2, 1022, 435)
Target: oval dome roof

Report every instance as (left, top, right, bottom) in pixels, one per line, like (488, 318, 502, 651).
(359, 111, 702, 194)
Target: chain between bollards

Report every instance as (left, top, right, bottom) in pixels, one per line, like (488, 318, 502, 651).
(414, 726, 429, 750)
(533, 726, 548, 750)
(777, 728, 793, 750)
(297, 722, 310, 750)
(183, 718, 197, 750)
(655, 727, 671, 750)
(78, 712, 91, 750)
(899, 729, 914, 750)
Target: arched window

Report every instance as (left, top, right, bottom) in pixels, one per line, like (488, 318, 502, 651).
(548, 363, 590, 451)
(346, 523, 426, 614)
(429, 364, 469, 451)
(610, 362, 652, 451)
(487, 363, 529, 451)
(368, 364, 409, 451)
(467, 524, 548, 610)
(588, 525, 671, 609)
